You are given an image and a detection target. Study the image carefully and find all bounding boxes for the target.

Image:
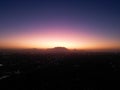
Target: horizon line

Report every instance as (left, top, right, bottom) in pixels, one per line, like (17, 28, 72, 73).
(0, 47, 120, 51)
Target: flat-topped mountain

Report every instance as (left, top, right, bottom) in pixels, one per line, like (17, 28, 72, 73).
(47, 47, 69, 52)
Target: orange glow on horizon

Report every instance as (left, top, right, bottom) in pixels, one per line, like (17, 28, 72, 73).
(0, 26, 120, 50)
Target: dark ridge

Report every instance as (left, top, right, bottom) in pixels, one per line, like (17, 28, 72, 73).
(47, 47, 69, 52)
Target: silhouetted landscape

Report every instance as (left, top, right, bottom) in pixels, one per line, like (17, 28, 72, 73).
(0, 0, 120, 89)
(0, 48, 120, 90)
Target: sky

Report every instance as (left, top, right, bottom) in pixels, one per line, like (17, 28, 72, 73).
(0, 0, 120, 50)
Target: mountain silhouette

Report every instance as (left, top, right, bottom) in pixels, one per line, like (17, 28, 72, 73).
(47, 47, 69, 52)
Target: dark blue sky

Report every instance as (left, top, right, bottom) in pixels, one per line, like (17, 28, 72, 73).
(0, 0, 120, 49)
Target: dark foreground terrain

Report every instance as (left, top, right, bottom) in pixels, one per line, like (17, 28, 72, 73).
(0, 50, 120, 90)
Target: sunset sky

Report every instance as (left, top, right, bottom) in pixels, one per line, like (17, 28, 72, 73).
(0, 0, 120, 50)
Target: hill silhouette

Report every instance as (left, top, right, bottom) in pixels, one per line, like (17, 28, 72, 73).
(47, 47, 69, 52)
